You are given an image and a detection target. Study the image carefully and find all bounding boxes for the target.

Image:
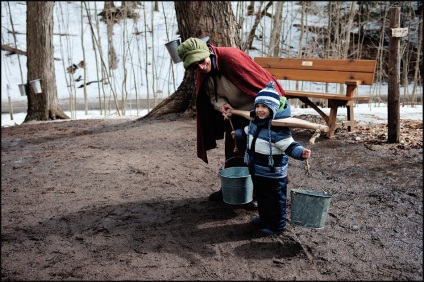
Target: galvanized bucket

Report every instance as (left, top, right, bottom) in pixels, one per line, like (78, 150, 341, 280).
(29, 79, 42, 94)
(165, 38, 182, 64)
(165, 36, 209, 64)
(18, 84, 26, 96)
(290, 188, 332, 229)
(219, 166, 253, 205)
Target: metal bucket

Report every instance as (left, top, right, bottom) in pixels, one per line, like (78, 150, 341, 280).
(18, 84, 26, 96)
(290, 188, 332, 229)
(200, 36, 209, 43)
(219, 167, 253, 205)
(29, 79, 42, 94)
(165, 38, 182, 64)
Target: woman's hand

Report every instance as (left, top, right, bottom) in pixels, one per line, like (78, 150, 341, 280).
(220, 103, 234, 114)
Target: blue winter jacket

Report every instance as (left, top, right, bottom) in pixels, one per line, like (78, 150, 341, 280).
(234, 103, 306, 179)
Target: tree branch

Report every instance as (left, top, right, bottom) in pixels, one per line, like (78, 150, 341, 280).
(1, 44, 27, 56)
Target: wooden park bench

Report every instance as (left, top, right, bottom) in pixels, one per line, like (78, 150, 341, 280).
(254, 57, 377, 138)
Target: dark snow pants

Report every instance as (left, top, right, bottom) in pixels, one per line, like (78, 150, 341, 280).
(253, 176, 287, 232)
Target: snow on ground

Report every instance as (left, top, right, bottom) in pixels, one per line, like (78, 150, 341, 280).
(2, 103, 422, 128)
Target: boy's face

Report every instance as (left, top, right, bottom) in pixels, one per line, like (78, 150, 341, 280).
(255, 103, 271, 119)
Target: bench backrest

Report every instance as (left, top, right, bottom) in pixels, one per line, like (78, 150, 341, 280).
(254, 57, 377, 85)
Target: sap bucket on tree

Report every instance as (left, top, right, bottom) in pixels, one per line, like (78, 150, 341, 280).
(165, 36, 209, 64)
(18, 84, 26, 96)
(219, 167, 253, 205)
(165, 38, 182, 64)
(29, 79, 42, 94)
(290, 188, 332, 229)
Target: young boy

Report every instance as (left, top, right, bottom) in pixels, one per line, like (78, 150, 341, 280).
(231, 81, 311, 236)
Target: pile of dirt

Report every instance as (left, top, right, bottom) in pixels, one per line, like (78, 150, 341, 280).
(1, 115, 422, 280)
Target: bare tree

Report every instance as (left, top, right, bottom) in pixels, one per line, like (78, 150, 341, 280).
(410, 0, 423, 104)
(268, 1, 283, 57)
(242, 1, 273, 52)
(104, 1, 118, 70)
(98, 1, 139, 71)
(24, 1, 69, 122)
(138, 1, 241, 120)
(387, 7, 401, 143)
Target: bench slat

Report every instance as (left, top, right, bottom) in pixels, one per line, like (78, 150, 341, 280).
(255, 57, 376, 85)
(285, 90, 370, 101)
(266, 69, 375, 85)
(255, 57, 376, 73)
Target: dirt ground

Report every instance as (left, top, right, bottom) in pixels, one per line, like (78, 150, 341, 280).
(1, 113, 423, 281)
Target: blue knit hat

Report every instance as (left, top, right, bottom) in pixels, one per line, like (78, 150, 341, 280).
(244, 81, 282, 168)
(254, 81, 280, 119)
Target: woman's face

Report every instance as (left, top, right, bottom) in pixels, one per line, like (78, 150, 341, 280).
(255, 103, 271, 119)
(194, 57, 211, 73)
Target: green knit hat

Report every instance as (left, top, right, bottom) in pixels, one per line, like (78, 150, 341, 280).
(177, 37, 210, 69)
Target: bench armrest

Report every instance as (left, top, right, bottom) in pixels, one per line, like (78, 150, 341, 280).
(345, 80, 362, 97)
(345, 80, 362, 86)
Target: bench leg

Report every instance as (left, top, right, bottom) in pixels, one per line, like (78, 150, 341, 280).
(297, 97, 329, 124)
(327, 100, 351, 138)
(346, 101, 355, 132)
(327, 106, 338, 138)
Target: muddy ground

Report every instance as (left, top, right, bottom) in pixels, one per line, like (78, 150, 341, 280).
(1, 114, 422, 280)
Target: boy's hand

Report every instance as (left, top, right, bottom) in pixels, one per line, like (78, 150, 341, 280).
(302, 149, 311, 159)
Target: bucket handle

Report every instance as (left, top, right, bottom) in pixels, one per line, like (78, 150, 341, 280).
(297, 161, 329, 195)
(220, 156, 245, 171)
(296, 129, 329, 194)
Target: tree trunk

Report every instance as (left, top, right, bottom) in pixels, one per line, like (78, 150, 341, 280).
(242, 1, 273, 51)
(104, 1, 118, 70)
(411, 2, 423, 103)
(342, 2, 356, 59)
(139, 71, 196, 120)
(138, 1, 240, 120)
(268, 1, 283, 57)
(175, 1, 240, 48)
(387, 7, 401, 143)
(25, 1, 69, 123)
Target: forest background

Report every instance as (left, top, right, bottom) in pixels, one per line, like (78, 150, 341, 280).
(1, 2, 423, 280)
(1, 1, 422, 122)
